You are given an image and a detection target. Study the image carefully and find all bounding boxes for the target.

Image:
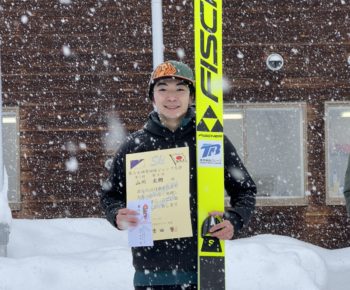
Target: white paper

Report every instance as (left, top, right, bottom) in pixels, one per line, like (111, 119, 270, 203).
(127, 199, 154, 247)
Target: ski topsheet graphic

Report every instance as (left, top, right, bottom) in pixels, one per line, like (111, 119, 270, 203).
(195, 0, 225, 289)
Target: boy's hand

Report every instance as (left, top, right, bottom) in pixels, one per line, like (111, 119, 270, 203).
(208, 211, 234, 240)
(116, 208, 139, 230)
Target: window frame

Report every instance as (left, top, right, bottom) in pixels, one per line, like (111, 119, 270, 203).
(324, 101, 350, 206)
(224, 102, 308, 207)
(2, 106, 21, 210)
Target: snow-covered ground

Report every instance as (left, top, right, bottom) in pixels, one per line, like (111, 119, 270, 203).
(0, 218, 349, 290)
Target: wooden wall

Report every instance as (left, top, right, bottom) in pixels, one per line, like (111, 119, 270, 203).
(0, 0, 153, 217)
(1, 0, 349, 248)
(222, 0, 350, 249)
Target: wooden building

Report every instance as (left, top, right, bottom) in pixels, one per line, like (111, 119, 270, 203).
(0, 0, 349, 249)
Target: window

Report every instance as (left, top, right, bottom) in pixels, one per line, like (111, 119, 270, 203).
(2, 107, 20, 209)
(224, 103, 307, 206)
(325, 102, 350, 205)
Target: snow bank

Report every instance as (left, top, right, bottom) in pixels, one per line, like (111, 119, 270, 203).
(0, 218, 349, 290)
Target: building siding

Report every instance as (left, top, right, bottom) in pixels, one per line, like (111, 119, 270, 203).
(0, 0, 349, 248)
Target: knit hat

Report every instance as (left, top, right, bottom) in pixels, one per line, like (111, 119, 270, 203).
(148, 60, 195, 100)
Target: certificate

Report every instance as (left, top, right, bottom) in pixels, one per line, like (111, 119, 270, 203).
(126, 147, 193, 241)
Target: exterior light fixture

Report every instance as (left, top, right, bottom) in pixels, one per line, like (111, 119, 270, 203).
(266, 53, 284, 71)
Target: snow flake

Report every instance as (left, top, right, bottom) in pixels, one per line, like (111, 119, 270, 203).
(79, 143, 87, 150)
(229, 167, 245, 181)
(62, 45, 71, 57)
(65, 141, 77, 154)
(237, 50, 244, 59)
(104, 159, 113, 170)
(291, 48, 299, 55)
(176, 48, 185, 60)
(104, 116, 126, 152)
(102, 181, 112, 191)
(21, 15, 29, 24)
(65, 157, 78, 172)
(222, 77, 231, 93)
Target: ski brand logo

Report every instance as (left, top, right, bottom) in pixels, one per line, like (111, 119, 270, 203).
(198, 140, 222, 167)
(199, 0, 218, 103)
(197, 105, 223, 132)
(196, 0, 223, 134)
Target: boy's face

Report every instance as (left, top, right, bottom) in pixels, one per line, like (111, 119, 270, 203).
(153, 78, 192, 126)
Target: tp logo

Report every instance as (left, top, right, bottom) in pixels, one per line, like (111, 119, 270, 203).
(201, 143, 221, 158)
(198, 140, 223, 167)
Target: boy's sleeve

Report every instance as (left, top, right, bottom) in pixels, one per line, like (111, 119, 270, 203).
(100, 141, 129, 228)
(223, 135, 257, 236)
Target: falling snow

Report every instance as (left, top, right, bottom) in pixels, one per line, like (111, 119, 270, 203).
(0, 2, 349, 288)
(65, 157, 78, 172)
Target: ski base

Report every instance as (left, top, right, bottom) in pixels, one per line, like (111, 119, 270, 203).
(200, 257, 225, 289)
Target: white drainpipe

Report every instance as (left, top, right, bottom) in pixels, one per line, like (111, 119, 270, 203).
(0, 41, 3, 200)
(0, 40, 11, 257)
(151, 0, 164, 69)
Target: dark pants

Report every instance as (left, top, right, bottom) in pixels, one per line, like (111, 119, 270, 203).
(135, 285, 197, 290)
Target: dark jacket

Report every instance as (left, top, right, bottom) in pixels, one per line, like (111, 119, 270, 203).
(100, 107, 256, 286)
(344, 155, 350, 216)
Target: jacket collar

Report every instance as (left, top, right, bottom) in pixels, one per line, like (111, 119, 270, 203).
(144, 106, 196, 138)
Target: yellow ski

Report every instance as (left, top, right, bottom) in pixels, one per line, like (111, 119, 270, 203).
(195, 0, 225, 289)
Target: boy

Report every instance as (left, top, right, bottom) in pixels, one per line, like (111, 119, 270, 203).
(100, 60, 256, 290)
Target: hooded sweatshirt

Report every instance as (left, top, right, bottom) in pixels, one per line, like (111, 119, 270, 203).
(100, 107, 256, 286)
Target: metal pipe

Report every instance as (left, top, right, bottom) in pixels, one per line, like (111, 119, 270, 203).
(0, 40, 3, 190)
(151, 0, 164, 69)
(0, 40, 10, 258)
